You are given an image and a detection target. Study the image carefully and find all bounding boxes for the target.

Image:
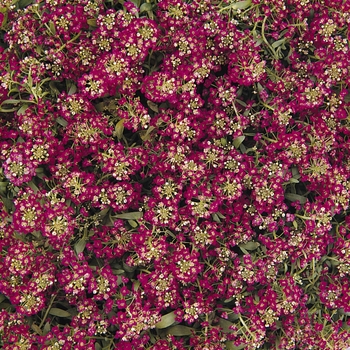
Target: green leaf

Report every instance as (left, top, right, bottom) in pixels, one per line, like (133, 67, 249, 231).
(49, 81, 59, 95)
(94, 101, 105, 112)
(217, 212, 226, 219)
(1, 99, 21, 106)
(233, 136, 245, 149)
(47, 20, 55, 35)
(18, 0, 34, 8)
(0, 294, 6, 304)
(155, 311, 176, 329)
(48, 308, 71, 318)
(147, 100, 158, 112)
(74, 238, 86, 255)
(219, 318, 236, 333)
(285, 193, 307, 204)
(43, 322, 51, 335)
(239, 247, 249, 255)
(128, 219, 138, 228)
(28, 180, 39, 193)
(56, 117, 68, 127)
(212, 213, 221, 223)
(225, 342, 246, 350)
(232, 0, 252, 9)
(114, 212, 143, 220)
(87, 18, 97, 27)
(272, 38, 286, 49)
(140, 3, 153, 13)
(256, 83, 264, 93)
(239, 241, 260, 251)
(96, 207, 110, 219)
(122, 261, 137, 273)
(17, 104, 29, 116)
(140, 126, 155, 141)
(31, 324, 43, 336)
(1, 197, 14, 213)
(165, 325, 193, 336)
(114, 119, 125, 139)
(68, 83, 77, 95)
(133, 280, 140, 292)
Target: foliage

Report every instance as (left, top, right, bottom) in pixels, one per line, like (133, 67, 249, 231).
(0, 0, 350, 349)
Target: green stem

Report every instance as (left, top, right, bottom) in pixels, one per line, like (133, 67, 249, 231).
(39, 294, 56, 329)
(261, 16, 279, 60)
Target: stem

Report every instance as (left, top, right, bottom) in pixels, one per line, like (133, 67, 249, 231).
(261, 16, 279, 60)
(238, 314, 256, 340)
(56, 31, 82, 53)
(295, 214, 312, 220)
(261, 135, 277, 143)
(39, 294, 56, 329)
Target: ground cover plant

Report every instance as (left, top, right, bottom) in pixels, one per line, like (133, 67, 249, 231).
(0, 0, 350, 348)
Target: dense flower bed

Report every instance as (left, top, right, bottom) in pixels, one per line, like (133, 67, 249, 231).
(0, 0, 350, 349)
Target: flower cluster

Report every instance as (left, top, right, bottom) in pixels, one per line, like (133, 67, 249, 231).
(0, 0, 350, 349)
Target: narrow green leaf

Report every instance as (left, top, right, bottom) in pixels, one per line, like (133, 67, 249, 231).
(87, 18, 97, 27)
(94, 101, 105, 112)
(74, 238, 86, 255)
(31, 324, 43, 335)
(1, 197, 14, 213)
(0, 294, 6, 303)
(1, 99, 21, 106)
(114, 212, 143, 220)
(147, 100, 158, 112)
(49, 20, 56, 35)
(272, 38, 286, 49)
(256, 83, 264, 93)
(96, 207, 110, 219)
(95, 343, 102, 350)
(140, 126, 155, 141)
(165, 325, 193, 336)
(43, 322, 51, 335)
(133, 280, 140, 292)
(17, 104, 29, 116)
(122, 261, 137, 273)
(285, 193, 307, 204)
(56, 117, 68, 127)
(233, 136, 245, 149)
(225, 342, 246, 350)
(232, 0, 252, 10)
(212, 213, 221, 223)
(114, 119, 125, 139)
(128, 219, 138, 228)
(140, 3, 153, 13)
(219, 318, 235, 333)
(19, 0, 34, 8)
(28, 180, 39, 193)
(155, 311, 176, 329)
(239, 241, 260, 251)
(49, 81, 59, 95)
(48, 308, 71, 318)
(217, 212, 226, 219)
(240, 247, 249, 255)
(68, 84, 77, 95)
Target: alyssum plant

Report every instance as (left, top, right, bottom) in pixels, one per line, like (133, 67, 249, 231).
(0, 0, 350, 349)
